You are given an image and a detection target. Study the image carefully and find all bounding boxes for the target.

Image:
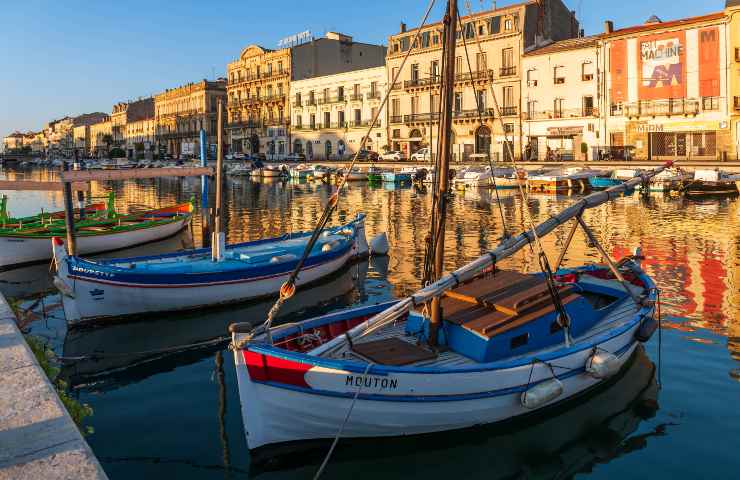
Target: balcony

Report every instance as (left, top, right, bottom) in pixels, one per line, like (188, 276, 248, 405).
(499, 66, 517, 77)
(404, 113, 440, 124)
(455, 69, 495, 83)
(453, 108, 496, 121)
(304, 98, 317, 107)
(501, 106, 518, 116)
(348, 120, 381, 128)
(404, 76, 441, 90)
(320, 122, 348, 130)
(262, 94, 285, 103)
(367, 91, 381, 100)
(227, 120, 263, 130)
(349, 93, 363, 101)
(293, 100, 302, 107)
(523, 108, 599, 120)
(317, 95, 345, 105)
(390, 115, 404, 124)
(618, 99, 701, 118)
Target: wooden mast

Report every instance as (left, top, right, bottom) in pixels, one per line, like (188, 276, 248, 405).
(213, 99, 225, 261)
(429, 0, 458, 347)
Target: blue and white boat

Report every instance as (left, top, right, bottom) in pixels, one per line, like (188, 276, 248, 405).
(588, 169, 639, 190)
(52, 214, 369, 324)
(229, 168, 667, 454)
(381, 170, 413, 183)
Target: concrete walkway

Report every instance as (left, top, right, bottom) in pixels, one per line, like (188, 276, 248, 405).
(0, 293, 107, 479)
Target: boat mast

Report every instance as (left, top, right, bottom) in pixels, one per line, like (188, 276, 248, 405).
(213, 99, 225, 261)
(429, 0, 458, 347)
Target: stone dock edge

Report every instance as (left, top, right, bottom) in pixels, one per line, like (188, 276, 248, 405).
(0, 291, 108, 479)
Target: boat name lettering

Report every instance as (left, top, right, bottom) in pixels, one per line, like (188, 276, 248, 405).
(345, 375, 398, 390)
(71, 266, 115, 278)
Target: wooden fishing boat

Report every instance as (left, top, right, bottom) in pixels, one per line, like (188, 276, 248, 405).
(683, 169, 740, 197)
(0, 193, 113, 228)
(381, 170, 413, 183)
(52, 214, 369, 324)
(338, 168, 368, 182)
(229, 175, 662, 453)
(227, 1, 666, 456)
(0, 202, 192, 269)
(367, 166, 383, 183)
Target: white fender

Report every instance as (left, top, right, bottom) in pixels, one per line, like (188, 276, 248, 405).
(369, 232, 389, 256)
(352, 214, 369, 258)
(521, 378, 563, 409)
(585, 351, 620, 379)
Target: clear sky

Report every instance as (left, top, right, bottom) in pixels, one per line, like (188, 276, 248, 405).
(0, 0, 725, 139)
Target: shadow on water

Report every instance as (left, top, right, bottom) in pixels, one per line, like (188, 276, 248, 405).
(248, 346, 662, 479)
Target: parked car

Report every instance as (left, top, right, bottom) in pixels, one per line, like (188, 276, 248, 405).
(410, 148, 431, 162)
(380, 150, 406, 161)
(285, 153, 306, 162)
(356, 149, 379, 162)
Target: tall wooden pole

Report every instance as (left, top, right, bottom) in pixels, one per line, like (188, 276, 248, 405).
(62, 162, 77, 255)
(212, 99, 225, 261)
(429, 0, 457, 347)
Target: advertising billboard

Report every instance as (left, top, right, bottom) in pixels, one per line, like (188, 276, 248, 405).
(610, 39, 627, 103)
(638, 31, 686, 100)
(698, 26, 720, 98)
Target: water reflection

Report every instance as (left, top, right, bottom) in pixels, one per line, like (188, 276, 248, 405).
(251, 347, 660, 479)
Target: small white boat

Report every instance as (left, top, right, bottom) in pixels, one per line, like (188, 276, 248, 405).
(340, 167, 368, 181)
(228, 163, 253, 176)
(527, 168, 592, 192)
(258, 165, 287, 177)
(637, 168, 689, 192)
(312, 165, 330, 180)
(53, 214, 369, 324)
(289, 165, 313, 179)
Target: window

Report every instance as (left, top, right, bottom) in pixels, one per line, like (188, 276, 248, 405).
(371, 106, 378, 121)
(354, 109, 361, 124)
(454, 92, 463, 112)
(411, 63, 419, 81)
(488, 16, 501, 34)
(310, 114, 316, 128)
(504, 18, 513, 31)
(455, 56, 463, 75)
(476, 90, 486, 111)
(411, 96, 419, 114)
(267, 85, 273, 97)
(526, 69, 538, 87)
(338, 86, 344, 100)
(502, 48, 513, 68)
(736, 48, 740, 62)
(392, 43, 399, 53)
(391, 67, 399, 81)
(465, 22, 475, 39)
(502, 86, 514, 107)
(295, 92, 301, 105)
(421, 31, 430, 48)
(433, 33, 439, 45)
(527, 100, 537, 118)
(554, 66, 565, 84)
(583, 96, 594, 116)
(400, 37, 410, 51)
(296, 115, 302, 128)
(278, 61, 283, 73)
(478, 24, 485, 36)
(431, 60, 439, 79)
(392, 98, 400, 117)
(323, 88, 330, 102)
(308, 90, 315, 103)
(581, 62, 594, 81)
(338, 110, 345, 126)
(476, 52, 487, 72)
(323, 111, 331, 127)
(278, 83, 283, 95)
(256, 86, 261, 98)
(554, 98, 564, 117)
(267, 63, 273, 75)
(431, 94, 440, 113)
(503, 123, 514, 134)
(370, 82, 377, 97)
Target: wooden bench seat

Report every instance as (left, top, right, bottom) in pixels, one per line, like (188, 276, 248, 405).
(351, 337, 437, 366)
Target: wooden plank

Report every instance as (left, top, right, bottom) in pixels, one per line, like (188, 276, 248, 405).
(60, 167, 214, 183)
(0, 180, 88, 191)
(352, 337, 437, 366)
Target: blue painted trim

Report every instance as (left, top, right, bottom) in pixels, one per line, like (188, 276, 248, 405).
(250, 342, 636, 402)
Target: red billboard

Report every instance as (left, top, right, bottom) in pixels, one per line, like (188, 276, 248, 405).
(638, 31, 687, 100)
(610, 39, 627, 103)
(698, 26, 720, 97)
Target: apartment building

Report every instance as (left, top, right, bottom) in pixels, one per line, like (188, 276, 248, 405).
(386, 0, 578, 162)
(89, 118, 112, 157)
(522, 35, 603, 161)
(727, 0, 740, 159)
(290, 66, 387, 160)
(226, 32, 386, 158)
(2, 132, 24, 152)
(603, 12, 732, 161)
(154, 80, 227, 158)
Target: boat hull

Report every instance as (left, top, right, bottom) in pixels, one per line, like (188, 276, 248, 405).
(234, 324, 642, 450)
(0, 217, 188, 269)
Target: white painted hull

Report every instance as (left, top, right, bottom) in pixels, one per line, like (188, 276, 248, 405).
(234, 322, 642, 450)
(59, 248, 353, 324)
(0, 218, 188, 268)
(344, 172, 368, 181)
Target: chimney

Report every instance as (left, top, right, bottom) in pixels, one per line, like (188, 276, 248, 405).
(604, 20, 614, 34)
(400, 22, 407, 33)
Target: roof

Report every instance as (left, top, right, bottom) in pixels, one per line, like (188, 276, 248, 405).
(605, 11, 725, 37)
(524, 34, 601, 56)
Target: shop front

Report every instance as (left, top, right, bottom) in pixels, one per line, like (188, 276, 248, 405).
(630, 120, 730, 161)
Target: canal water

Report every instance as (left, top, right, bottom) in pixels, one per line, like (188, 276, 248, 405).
(1, 167, 738, 479)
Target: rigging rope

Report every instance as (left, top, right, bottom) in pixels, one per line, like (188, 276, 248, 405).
(261, 0, 440, 342)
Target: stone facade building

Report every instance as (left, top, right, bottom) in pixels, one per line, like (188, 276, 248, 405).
(522, 35, 603, 161)
(727, 0, 740, 159)
(386, 0, 578, 163)
(72, 112, 108, 157)
(603, 12, 733, 161)
(226, 32, 386, 158)
(154, 80, 226, 158)
(89, 118, 112, 157)
(2, 132, 24, 152)
(290, 66, 387, 160)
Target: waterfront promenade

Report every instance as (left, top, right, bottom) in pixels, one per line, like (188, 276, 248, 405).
(0, 292, 107, 480)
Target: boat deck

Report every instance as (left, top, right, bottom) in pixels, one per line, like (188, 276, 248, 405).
(327, 277, 642, 368)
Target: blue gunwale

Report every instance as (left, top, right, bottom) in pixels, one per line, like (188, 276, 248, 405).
(244, 266, 656, 376)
